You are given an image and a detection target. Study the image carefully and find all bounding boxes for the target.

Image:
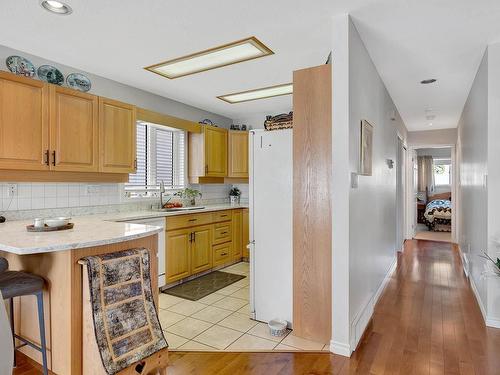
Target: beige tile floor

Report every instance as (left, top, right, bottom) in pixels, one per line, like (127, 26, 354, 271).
(159, 262, 329, 352)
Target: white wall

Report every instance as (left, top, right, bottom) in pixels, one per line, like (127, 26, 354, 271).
(330, 15, 408, 356)
(408, 128, 457, 146)
(348, 18, 407, 350)
(457, 48, 488, 315)
(486, 44, 500, 326)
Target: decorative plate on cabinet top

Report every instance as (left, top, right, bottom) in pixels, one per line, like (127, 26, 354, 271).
(37, 65, 64, 85)
(5, 55, 36, 77)
(66, 73, 91, 92)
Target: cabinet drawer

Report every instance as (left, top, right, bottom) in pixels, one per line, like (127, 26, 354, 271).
(213, 222, 232, 245)
(212, 210, 232, 223)
(166, 213, 211, 230)
(213, 242, 232, 266)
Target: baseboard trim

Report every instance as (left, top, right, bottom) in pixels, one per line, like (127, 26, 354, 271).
(469, 271, 487, 322)
(349, 256, 397, 352)
(486, 317, 500, 328)
(330, 340, 351, 357)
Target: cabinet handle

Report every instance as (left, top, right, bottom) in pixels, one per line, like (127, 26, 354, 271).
(205, 165, 208, 174)
(189, 232, 193, 242)
(188, 218, 197, 222)
(134, 159, 137, 169)
(221, 231, 228, 235)
(220, 215, 228, 217)
(45, 150, 50, 166)
(52, 151, 56, 166)
(221, 252, 228, 256)
(193, 232, 196, 242)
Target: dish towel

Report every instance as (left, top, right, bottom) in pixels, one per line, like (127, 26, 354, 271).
(83, 248, 168, 375)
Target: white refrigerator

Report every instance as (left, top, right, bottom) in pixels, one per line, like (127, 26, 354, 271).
(249, 129, 293, 326)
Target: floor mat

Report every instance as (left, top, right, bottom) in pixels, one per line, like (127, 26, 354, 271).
(162, 271, 246, 301)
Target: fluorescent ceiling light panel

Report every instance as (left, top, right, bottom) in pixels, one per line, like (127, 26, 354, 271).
(218, 83, 293, 103)
(145, 37, 273, 79)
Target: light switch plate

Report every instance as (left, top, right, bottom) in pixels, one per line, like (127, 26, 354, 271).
(351, 172, 358, 189)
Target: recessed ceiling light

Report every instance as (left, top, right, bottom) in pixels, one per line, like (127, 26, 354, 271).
(145, 37, 273, 79)
(40, 0, 72, 15)
(428, 123, 433, 126)
(420, 79, 437, 84)
(218, 83, 293, 104)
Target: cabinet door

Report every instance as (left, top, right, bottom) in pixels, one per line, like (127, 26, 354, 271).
(228, 131, 249, 178)
(191, 225, 212, 274)
(50, 86, 98, 172)
(232, 209, 243, 260)
(166, 229, 191, 283)
(0, 72, 49, 171)
(242, 208, 249, 258)
(99, 97, 136, 173)
(204, 126, 227, 177)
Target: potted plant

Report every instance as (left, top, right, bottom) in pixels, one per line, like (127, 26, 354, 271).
(174, 188, 202, 206)
(229, 187, 241, 206)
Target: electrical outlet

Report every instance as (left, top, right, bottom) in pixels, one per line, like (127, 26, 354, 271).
(86, 185, 100, 195)
(7, 183, 17, 198)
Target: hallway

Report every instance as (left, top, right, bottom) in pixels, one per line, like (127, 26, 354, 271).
(15, 240, 500, 374)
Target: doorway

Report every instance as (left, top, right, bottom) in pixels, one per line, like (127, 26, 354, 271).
(406, 145, 455, 243)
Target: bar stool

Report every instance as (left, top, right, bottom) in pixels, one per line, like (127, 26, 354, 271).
(0, 257, 48, 375)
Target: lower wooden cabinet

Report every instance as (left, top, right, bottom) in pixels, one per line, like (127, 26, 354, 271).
(166, 228, 191, 283)
(191, 225, 212, 274)
(165, 209, 248, 285)
(242, 208, 249, 258)
(232, 209, 243, 260)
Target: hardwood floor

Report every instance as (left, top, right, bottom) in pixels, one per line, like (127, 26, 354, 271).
(13, 240, 500, 374)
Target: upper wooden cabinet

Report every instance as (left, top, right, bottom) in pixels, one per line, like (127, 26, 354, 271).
(189, 125, 227, 182)
(228, 131, 249, 178)
(50, 86, 99, 172)
(99, 97, 137, 173)
(0, 71, 49, 171)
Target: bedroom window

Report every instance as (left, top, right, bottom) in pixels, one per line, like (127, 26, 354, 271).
(433, 159, 451, 186)
(126, 121, 186, 196)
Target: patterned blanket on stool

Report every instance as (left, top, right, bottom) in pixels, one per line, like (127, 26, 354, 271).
(83, 248, 168, 375)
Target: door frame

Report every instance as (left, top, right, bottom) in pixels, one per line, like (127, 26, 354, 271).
(405, 143, 458, 243)
(396, 134, 407, 251)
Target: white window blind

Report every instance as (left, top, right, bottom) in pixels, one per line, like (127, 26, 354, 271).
(126, 122, 186, 193)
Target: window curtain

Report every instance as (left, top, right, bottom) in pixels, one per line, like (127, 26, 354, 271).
(417, 156, 435, 195)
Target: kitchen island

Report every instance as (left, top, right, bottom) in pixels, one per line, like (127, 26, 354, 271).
(0, 217, 162, 375)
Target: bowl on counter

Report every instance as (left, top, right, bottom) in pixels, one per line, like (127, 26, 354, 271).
(44, 217, 71, 227)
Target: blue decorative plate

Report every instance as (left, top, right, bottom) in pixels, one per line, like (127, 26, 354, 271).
(66, 73, 91, 92)
(6, 56, 36, 77)
(37, 65, 64, 85)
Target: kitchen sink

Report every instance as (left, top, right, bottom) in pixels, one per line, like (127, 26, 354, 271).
(156, 206, 206, 212)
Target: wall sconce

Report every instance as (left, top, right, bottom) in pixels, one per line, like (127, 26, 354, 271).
(386, 159, 394, 169)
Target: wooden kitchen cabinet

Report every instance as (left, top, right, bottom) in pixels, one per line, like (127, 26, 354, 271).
(188, 125, 227, 182)
(50, 86, 99, 172)
(0, 71, 49, 171)
(242, 208, 249, 258)
(228, 131, 249, 178)
(99, 97, 137, 173)
(166, 228, 191, 283)
(232, 209, 243, 260)
(191, 225, 213, 274)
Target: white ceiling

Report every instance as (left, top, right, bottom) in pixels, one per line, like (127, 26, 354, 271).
(1, 0, 500, 130)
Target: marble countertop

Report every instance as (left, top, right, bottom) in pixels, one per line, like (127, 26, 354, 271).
(0, 204, 248, 255)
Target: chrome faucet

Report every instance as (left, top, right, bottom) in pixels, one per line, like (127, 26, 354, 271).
(159, 180, 166, 208)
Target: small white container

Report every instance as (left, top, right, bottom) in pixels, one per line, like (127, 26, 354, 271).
(268, 319, 288, 337)
(44, 217, 71, 227)
(33, 218, 45, 228)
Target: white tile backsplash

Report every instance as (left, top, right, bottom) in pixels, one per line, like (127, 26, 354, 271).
(0, 182, 125, 213)
(0, 181, 248, 220)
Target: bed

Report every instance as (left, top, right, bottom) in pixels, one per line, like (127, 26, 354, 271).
(423, 192, 452, 232)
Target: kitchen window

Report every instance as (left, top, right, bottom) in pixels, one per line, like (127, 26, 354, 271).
(126, 121, 186, 195)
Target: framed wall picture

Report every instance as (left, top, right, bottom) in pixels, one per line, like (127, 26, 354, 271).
(359, 120, 373, 176)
